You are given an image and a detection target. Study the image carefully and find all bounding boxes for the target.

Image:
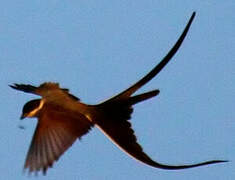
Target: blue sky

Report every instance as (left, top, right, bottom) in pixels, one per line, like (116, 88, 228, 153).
(0, 1, 234, 179)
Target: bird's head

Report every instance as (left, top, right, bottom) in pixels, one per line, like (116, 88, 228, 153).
(20, 99, 44, 119)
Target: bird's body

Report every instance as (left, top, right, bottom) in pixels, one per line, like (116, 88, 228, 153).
(10, 12, 227, 175)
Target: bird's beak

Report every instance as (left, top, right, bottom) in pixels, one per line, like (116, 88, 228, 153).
(20, 114, 25, 120)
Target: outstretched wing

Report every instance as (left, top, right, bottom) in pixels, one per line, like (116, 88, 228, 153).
(109, 12, 195, 102)
(24, 103, 93, 175)
(9, 83, 80, 101)
(9, 84, 37, 94)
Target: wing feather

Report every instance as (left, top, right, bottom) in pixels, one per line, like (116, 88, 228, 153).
(24, 103, 93, 174)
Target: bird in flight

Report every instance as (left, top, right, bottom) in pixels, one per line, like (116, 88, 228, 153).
(10, 12, 227, 175)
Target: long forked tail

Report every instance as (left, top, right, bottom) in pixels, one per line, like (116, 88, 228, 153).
(94, 12, 228, 170)
(95, 90, 227, 170)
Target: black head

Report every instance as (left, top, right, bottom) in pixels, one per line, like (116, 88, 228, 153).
(21, 99, 42, 119)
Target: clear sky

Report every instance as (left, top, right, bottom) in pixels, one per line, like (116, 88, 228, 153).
(0, 1, 234, 179)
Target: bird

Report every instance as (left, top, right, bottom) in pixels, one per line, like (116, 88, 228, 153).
(10, 12, 227, 175)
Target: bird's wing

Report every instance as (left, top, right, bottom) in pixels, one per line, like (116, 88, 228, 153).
(9, 82, 80, 101)
(107, 12, 195, 102)
(24, 103, 93, 175)
(9, 84, 37, 94)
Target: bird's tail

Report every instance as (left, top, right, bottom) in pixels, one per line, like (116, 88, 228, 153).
(91, 11, 227, 170)
(125, 90, 160, 105)
(93, 90, 228, 170)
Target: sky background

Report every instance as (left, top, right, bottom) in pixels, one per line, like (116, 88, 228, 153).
(0, 1, 234, 180)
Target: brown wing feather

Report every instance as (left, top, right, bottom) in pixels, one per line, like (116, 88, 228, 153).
(24, 104, 93, 175)
(10, 82, 80, 101)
